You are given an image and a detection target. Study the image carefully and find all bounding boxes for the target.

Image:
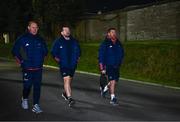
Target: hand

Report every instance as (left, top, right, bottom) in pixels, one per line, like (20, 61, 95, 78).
(101, 70, 106, 74)
(55, 57, 60, 63)
(77, 57, 80, 63)
(15, 57, 22, 66)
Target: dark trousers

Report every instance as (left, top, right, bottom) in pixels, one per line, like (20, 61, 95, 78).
(22, 69, 42, 105)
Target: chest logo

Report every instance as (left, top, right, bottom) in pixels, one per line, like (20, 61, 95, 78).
(25, 43, 29, 47)
(109, 45, 112, 48)
(60, 46, 63, 48)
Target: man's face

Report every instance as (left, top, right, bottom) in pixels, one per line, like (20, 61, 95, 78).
(108, 30, 117, 38)
(28, 22, 39, 35)
(61, 27, 71, 37)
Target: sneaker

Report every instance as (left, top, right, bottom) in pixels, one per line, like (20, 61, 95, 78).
(110, 97, 118, 106)
(62, 92, 68, 101)
(32, 104, 43, 114)
(68, 97, 75, 107)
(21, 98, 28, 109)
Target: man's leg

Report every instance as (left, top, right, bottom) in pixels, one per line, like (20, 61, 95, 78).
(109, 80, 116, 99)
(109, 80, 116, 95)
(32, 70, 43, 114)
(63, 76, 72, 97)
(22, 70, 33, 109)
(32, 70, 42, 105)
(61, 68, 76, 107)
(106, 66, 119, 105)
(63, 76, 76, 107)
(103, 80, 116, 98)
(109, 79, 118, 106)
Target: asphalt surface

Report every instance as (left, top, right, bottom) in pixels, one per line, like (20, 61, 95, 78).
(0, 59, 180, 121)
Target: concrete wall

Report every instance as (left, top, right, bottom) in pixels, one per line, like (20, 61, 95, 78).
(74, 14, 120, 42)
(74, 0, 180, 42)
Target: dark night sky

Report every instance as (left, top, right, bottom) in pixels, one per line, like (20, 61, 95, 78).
(85, 0, 161, 13)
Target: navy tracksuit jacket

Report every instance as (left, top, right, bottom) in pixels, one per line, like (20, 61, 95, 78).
(98, 38, 124, 81)
(51, 36, 81, 69)
(98, 38, 124, 70)
(12, 32, 48, 69)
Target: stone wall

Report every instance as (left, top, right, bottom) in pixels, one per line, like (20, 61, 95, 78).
(126, 1, 180, 40)
(74, 0, 180, 42)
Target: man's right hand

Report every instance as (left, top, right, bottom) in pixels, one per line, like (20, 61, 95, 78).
(15, 56, 22, 66)
(101, 70, 106, 74)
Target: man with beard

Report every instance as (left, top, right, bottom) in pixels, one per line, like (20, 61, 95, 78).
(51, 26, 81, 107)
(98, 28, 124, 106)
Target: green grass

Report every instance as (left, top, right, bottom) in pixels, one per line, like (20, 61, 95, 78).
(0, 42, 13, 59)
(121, 41, 180, 86)
(0, 40, 180, 87)
(48, 40, 180, 87)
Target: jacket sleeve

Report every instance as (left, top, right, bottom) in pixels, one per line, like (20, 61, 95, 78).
(98, 41, 106, 70)
(51, 39, 59, 58)
(11, 38, 23, 64)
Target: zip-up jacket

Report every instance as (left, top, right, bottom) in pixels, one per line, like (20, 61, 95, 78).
(12, 32, 48, 69)
(98, 38, 124, 70)
(51, 36, 81, 69)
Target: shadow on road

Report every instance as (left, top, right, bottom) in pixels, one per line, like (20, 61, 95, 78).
(0, 77, 99, 93)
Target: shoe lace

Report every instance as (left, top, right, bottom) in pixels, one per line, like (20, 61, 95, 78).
(34, 104, 41, 111)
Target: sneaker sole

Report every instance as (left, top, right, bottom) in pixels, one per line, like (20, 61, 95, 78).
(32, 109, 43, 114)
(110, 102, 119, 106)
(69, 101, 75, 107)
(22, 106, 29, 110)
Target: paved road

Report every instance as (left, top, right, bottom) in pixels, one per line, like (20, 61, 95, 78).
(0, 59, 180, 121)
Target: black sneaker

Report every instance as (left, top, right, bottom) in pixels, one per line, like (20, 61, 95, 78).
(62, 92, 68, 101)
(68, 97, 75, 107)
(110, 97, 118, 106)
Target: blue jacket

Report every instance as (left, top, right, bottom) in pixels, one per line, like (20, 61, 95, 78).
(12, 32, 48, 69)
(98, 38, 124, 69)
(51, 36, 81, 69)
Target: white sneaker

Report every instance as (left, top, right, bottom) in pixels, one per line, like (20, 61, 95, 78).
(32, 104, 43, 114)
(21, 98, 29, 109)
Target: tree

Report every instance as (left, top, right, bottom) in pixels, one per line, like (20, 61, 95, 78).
(0, 0, 85, 40)
(31, 0, 85, 39)
(0, 0, 33, 38)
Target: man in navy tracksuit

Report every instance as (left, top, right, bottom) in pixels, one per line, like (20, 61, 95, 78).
(12, 21, 48, 113)
(51, 26, 81, 107)
(98, 28, 124, 105)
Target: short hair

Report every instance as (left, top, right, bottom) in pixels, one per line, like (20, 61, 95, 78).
(60, 23, 71, 32)
(107, 28, 116, 33)
(28, 20, 39, 27)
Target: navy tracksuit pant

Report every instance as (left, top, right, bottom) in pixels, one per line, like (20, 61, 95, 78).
(22, 69, 42, 105)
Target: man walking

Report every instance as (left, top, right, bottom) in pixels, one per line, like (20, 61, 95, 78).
(51, 26, 81, 107)
(98, 28, 124, 105)
(12, 21, 48, 113)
